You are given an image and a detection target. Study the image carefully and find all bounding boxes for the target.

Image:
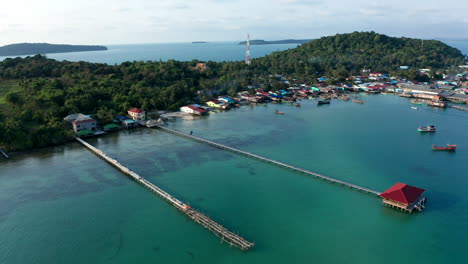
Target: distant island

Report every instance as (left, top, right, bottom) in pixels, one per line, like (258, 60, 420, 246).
(192, 41, 208, 44)
(0, 43, 107, 56)
(238, 39, 313, 45)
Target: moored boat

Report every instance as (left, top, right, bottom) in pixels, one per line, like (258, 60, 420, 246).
(418, 125, 436, 132)
(275, 110, 285, 114)
(317, 100, 330, 105)
(411, 106, 419, 110)
(352, 100, 364, 104)
(411, 100, 423, 105)
(432, 144, 456, 151)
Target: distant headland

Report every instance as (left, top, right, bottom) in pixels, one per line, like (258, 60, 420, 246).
(238, 39, 313, 45)
(0, 43, 108, 56)
(192, 41, 208, 44)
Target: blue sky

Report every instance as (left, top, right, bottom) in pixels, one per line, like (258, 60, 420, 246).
(1, 0, 467, 45)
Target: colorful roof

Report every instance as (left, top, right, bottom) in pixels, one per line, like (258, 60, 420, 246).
(72, 115, 96, 124)
(128, 108, 145, 113)
(103, 124, 120, 130)
(76, 130, 94, 136)
(186, 105, 207, 112)
(380, 183, 425, 205)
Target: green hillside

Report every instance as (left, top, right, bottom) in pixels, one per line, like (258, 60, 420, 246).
(254, 31, 466, 77)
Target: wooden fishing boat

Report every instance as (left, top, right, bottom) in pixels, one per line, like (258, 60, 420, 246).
(418, 125, 436, 132)
(352, 100, 364, 104)
(275, 110, 285, 114)
(317, 100, 330, 105)
(432, 144, 456, 151)
(411, 100, 423, 105)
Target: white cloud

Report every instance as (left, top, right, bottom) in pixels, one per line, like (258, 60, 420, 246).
(0, 0, 467, 45)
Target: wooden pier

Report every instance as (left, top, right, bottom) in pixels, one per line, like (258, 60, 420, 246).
(451, 105, 468, 111)
(75, 137, 254, 251)
(0, 148, 9, 159)
(155, 126, 380, 196)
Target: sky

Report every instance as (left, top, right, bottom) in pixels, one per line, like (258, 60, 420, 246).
(1, 0, 468, 45)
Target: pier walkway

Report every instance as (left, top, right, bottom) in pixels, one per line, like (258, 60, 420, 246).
(155, 126, 381, 196)
(0, 149, 9, 159)
(76, 137, 254, 251)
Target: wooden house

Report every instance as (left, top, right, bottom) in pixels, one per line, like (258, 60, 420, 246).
(380, 183, 426, 213)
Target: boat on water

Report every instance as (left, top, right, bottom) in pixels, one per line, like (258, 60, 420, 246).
(317, 100, 330, 105)
(295, 103, 301, 107)
(432, 144, 457, 151)
(418, 125, 436, 132)
(275, 110, 285, 114)
(411, 106, 419, 110)
(352, 100, 364, 104)
(411, 100, 423, 105)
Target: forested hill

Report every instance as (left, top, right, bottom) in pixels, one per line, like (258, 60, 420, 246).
(253, 32, 466, 77)
(0, 43, 107, 56)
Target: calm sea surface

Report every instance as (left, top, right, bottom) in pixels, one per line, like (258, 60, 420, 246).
(0, 40, 467, 64)
(0, 42, 299, 64)
(1, 94, 467, 264)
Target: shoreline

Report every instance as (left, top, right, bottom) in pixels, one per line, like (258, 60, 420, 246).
(2, 90, 466, 159)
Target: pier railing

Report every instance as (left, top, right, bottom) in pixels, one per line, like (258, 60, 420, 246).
(76, 137, 254, 251)
(155, 126, 381, 196)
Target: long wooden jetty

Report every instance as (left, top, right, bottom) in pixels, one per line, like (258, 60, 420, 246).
(75, 137, 254, 251)
(155, 126, 380, 196)
(451, 105, 468, 111)
(0, 148, 9, 159)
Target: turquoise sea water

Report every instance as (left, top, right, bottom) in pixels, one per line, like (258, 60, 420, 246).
(1, 94, 467, 264)
(0, 42, 299, 64)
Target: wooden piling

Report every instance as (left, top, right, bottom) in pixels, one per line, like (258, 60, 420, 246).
(154, 126, 380, 196)
(75, 137, 254, 251)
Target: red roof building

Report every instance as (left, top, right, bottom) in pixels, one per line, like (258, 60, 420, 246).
(128, 108, 144, 114)
(180, 105, 207, 115)
(380, 183, 426, 212)
(128, 108, 146, 121)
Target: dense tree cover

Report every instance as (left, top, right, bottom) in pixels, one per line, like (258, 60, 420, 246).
(0, 32, 465, 151)
(0, 43, 107, 56)
(251, 31, 466, 81)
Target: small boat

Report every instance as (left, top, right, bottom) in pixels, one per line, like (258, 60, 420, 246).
(352, 100, 364, 104)
(317, 100, 330, 105)
(275, 110, 285, 114)
(418, 125, 436, 132)
(432, 144, 457, 151)
(411, 106, 419, 110)
(411, 100, 423, 105)
(295, 103, 301, 107)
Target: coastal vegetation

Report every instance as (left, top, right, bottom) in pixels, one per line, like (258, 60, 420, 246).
(0, 32, 465, 151)
(252, 31, 466, 82)
(0, 43, 107, 56)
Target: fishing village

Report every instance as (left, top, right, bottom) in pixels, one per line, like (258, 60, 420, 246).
(40, 67, 466, 250)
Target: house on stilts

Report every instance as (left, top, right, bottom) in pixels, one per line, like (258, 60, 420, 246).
(380, 183, 426, 213)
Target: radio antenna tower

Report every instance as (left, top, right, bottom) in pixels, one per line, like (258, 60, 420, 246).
(245, 33, 251, 65)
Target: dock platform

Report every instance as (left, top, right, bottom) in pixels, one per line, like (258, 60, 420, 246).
(0, 149, 9, 159)
(154, 126, 380, 196)
(76, 137, 254, 251)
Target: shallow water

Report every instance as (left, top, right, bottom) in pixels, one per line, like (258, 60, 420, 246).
(0, 94, 467, 264)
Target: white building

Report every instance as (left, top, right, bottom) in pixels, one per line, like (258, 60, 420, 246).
(180, 105, 207, 115)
